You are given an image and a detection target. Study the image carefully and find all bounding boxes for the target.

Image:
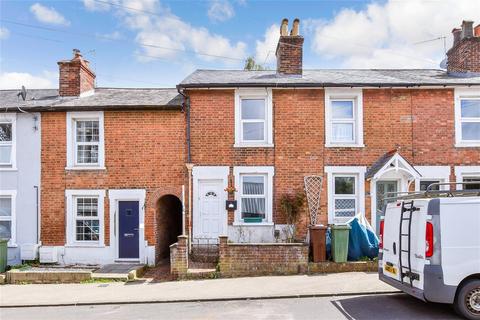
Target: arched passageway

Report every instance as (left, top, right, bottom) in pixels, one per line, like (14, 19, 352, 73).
(156, 194, 183, 259)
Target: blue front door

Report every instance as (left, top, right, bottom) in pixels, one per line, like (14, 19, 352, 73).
(119, 201, 139, 259)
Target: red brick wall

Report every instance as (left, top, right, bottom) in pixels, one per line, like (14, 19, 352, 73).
(276, 35, 304, 75)
(41, 110, 186, 257)
(58, 61, 95, 96)
(218, 235, 308, 277)
(447, 37, 480, 74)
(188, 88, 480, 238)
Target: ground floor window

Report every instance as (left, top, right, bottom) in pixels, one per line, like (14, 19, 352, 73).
(65, 189, 105, 246)
(325, 166, 366, 224)
(463, 177, 480, 190)
(455, 166, 480, 191)
(233, 166, 274, 225)
(0, 191, 15, 245)
(419, 180, 441, 191)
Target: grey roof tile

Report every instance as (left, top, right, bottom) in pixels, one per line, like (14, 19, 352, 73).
(179, 69, 480, 88)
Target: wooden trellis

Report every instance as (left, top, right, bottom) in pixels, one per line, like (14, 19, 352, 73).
(304, 176, 323, 225)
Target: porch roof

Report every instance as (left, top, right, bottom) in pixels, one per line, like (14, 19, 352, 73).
(366, 151, 421, 180)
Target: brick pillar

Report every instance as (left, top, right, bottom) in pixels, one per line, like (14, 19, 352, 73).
(170, 235, 188, 278)
(218, 235, 229, 274)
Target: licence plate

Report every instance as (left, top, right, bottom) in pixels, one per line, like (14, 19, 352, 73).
(384, 264, 397, 275)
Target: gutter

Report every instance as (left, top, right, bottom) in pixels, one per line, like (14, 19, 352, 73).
(176, 86, 191, 163)
(1, 104, 183, 113)
(177, 83, 480, 89)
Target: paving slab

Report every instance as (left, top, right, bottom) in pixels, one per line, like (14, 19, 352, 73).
(92, 264, 145, 281)
(0, 272, 399, 307)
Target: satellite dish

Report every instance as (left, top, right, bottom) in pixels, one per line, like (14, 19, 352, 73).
(17, 85, 27, 101)
(439, 57, 448, 70)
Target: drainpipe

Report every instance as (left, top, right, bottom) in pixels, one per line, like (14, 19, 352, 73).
(177, 86, 194, 252)
(34, 185, 40, 244)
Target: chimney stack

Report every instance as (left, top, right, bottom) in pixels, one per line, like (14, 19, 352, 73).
(276, 18, 304, 76)
(446, 20, 480, 76)
(58, 49, 96, 97)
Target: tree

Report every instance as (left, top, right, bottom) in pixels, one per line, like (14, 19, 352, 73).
(244, 56, 266, 71)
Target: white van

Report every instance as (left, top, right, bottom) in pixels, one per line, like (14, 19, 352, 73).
(378, 184, 480, 319)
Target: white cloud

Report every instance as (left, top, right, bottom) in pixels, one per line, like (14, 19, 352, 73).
(255, 24, 279, 65)
(30, 3, 70, 26)
(208, 0, 235, 22)
(0, 27, 10, 40)
(83, 0, 246, 64)
(0, 71, 56, 89)
(83, 0, 115, 11)
(309, 0, 480, 68)
(96, 31, 123, 41)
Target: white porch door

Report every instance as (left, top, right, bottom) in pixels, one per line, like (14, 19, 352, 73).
(196, 179, 226, 240)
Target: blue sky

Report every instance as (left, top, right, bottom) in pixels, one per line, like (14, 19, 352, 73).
(1, 0, 479, 89)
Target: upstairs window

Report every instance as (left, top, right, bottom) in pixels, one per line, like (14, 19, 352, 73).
(66, 112, 105, 169)
(0, 114, 16, 169)
(325, 89, 364, 147)
(455, 89, 480, 147)
(235, 89, 273, 147)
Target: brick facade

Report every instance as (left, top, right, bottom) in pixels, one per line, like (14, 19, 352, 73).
(41, 110, 186, 263)
(187, 88, 480, 238)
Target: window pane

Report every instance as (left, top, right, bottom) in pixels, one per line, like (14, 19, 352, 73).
(461, 100, 480, 118)
(463, 177, 480, 190)
(461, 122, 480, 141)
(420, 180, 440, 191)
(76, 220, 100, 241)
(243, 176, 264, 195)
(243, 122, 264, 141)
(241, 198, 265, 219)
(0, 197, 12, 217)
(0, 146, 12, 164)
(332, 100, 354, 119)
(335, 177, 355, 194)
(0, 221, 11, 239)
(0, 123, 12, 141)
(77, 198, 98, 217)
(76, 120, 99, 142)
(332, 123, 354, 142)
(77, 145, 99, 164)
(241, 99, 265, 120)
(334, 199, 356, 217)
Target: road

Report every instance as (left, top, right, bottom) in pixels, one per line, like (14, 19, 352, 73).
(0, 293, 460, 320)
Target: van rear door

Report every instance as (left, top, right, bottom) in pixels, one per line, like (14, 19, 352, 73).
(381, 199, 429, 290)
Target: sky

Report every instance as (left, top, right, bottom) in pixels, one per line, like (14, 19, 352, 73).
(0, 0, 480, 89)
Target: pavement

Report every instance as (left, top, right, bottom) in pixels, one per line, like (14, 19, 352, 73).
(0, 272, 399, 308)
(0, 294, 460, 320)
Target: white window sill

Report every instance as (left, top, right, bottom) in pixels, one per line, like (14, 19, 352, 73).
(65, 166, 107, 171)
(234, 143, 274, 148)
(455, 143, 480, 148)
(7, 243, 18, 248)
(0, 167, 17, 171)
(325, 143, 365, 148)
(65, 244, 105, 248)
(233, 222, 274, 227)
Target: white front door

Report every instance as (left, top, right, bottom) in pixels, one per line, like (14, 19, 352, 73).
(195, 179, 226, 240)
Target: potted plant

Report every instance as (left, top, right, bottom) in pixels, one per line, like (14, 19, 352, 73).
(280, 191, 305, 243)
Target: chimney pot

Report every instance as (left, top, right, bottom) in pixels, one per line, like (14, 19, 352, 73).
(280, 19, 289, 36)
(461, 20, 474, 39)
(290, 18, 300, 36)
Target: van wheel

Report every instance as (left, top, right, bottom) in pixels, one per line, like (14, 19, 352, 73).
(454, 279, 480, 320)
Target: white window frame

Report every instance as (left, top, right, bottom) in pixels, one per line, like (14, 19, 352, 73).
(325, 166, 366, 224)
(233, 166, 274, 226)
(234, 88, 273, 148)
(325, 88, 364, 148)
(66, 111, 105, 170)
(65, 189, 105, 247)
(0, 190, 17, 247)
(414, 166, 451, 191)
(455, 166, 480, 190)
(454, 88, 480, 147)
(0, 113, 17, 170)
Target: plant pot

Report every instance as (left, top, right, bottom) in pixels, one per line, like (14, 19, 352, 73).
(309, 225, 327, 262)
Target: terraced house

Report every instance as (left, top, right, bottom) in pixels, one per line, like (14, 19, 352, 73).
(0, 18, 479, 267)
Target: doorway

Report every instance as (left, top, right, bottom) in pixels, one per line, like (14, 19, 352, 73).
(156, 195, 182, 259)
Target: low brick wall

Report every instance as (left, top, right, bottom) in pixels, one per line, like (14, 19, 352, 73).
(6, 270, 91, 284)
(170, 235, 188, 278)
(308, 260, 378, 274)
(218, 236, 308, 277)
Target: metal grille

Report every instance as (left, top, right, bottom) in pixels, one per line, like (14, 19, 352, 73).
(304, 176, 323, 225)
(190, 237, 219, 264)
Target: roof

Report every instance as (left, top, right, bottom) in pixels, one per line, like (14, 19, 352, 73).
(179, 69, 480, 88)
(0, 88, 182, 112)
(366, 151, 421, 180)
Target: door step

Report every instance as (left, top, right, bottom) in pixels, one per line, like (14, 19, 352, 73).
(186, 268, 218, 279)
